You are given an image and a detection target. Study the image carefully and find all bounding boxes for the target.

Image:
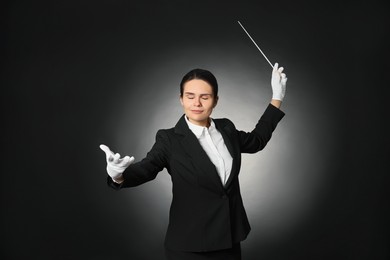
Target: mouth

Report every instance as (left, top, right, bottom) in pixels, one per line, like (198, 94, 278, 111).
(191, 110, 203, 114)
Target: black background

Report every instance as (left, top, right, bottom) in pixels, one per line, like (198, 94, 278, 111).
(2, 0, 389, 259)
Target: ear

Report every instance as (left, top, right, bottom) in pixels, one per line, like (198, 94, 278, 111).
(179, 95, 184, 106)
(213, 96, 219, 108)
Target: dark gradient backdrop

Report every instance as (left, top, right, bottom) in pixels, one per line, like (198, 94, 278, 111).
(2, 0, 389, 259)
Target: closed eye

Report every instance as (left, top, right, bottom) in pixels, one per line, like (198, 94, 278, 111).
(200, 94, 212, 100)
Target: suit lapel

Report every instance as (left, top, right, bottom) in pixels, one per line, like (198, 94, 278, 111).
(175, 116, 223, 192)
(214, 120, 240, 188)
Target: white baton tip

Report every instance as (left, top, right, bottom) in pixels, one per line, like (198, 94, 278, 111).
(237, 21, 274, 68)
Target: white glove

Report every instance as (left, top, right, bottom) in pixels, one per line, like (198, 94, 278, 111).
(99, 144, 135, 183)
(271, 63, 288, 101)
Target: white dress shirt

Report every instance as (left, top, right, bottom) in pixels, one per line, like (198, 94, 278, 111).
(185, 116, 233, 186)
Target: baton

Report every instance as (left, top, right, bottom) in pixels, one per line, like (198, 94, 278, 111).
(237, 21, 274, 68)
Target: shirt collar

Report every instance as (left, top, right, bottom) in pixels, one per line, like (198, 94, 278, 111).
(184, 116, 216, 138)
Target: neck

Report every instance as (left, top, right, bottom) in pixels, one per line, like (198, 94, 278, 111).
(187, 117, 210, 128)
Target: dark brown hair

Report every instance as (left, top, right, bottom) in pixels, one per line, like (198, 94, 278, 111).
(180, 68, 218, 97)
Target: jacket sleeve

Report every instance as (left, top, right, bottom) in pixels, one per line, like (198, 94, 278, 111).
(107, 129, 171, 190)
(238, 103, 285, 153)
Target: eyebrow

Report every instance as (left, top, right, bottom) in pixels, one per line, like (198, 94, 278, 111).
(184, 92, 213, 96)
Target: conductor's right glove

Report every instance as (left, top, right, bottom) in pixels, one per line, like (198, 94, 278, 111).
(271, 62, 288, 101)
(99, 144, 135, 183)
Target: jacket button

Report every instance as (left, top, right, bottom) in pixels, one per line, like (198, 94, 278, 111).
(221, 195, 228, 199)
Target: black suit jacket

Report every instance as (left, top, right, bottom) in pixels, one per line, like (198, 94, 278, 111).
(108, 104, 285, 252)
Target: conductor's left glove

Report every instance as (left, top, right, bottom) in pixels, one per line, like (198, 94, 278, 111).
(271, 63, 288, 101)
(99, 144, 135, 183)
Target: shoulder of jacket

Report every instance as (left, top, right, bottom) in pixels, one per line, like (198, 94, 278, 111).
(214, 118, 235, 128)
(156, 127, 176, 139)
(156, 127, 175, 135)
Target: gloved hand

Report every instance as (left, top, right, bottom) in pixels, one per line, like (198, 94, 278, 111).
(99, 144, 135, 183)
(271, 63, 288, 101)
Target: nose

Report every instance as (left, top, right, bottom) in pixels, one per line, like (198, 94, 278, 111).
(193, 97, 201, 107)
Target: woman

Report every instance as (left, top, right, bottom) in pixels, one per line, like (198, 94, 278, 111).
(100, 63, 287, 259)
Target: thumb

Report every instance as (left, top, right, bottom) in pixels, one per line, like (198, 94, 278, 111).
(100, 144, 114, 161)
(273, 62, 279, 73)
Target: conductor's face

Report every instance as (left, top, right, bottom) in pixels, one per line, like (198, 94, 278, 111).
(180, 79, 218, 127)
